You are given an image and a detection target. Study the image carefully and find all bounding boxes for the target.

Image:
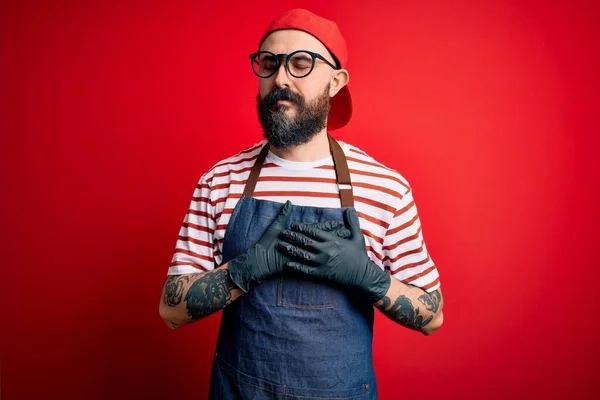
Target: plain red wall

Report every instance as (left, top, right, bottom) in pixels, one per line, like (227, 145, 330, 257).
(1, 0, 598, 398)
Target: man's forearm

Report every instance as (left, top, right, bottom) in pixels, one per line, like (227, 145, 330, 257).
(374, 277, 444, 335)
(159, 263, 244, 329)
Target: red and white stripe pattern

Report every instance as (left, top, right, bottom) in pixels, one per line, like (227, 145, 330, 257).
(169, 140, 440, 293)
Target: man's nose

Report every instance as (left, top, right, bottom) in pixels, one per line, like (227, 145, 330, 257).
(273, 59, 292, 88)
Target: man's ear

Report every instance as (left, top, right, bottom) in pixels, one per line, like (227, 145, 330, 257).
(329, 69, 350, 98)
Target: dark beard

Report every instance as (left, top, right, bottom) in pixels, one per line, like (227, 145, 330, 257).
(257, 84, 331, 149)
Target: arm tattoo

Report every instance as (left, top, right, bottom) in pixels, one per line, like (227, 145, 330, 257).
(418, 289, 442, 313)
(164, 275, 190, 306)
(184, 269, 237, 320)
(379, 294, 434, 330)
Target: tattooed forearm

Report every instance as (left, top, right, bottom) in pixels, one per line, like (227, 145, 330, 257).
(164, 275, 190, 306)
(184, 269, 238, 320)
(374, 278, 443, 334)
(379, 294, 434, 330)
(418, 290, 442, 313)
(160, 264, 245, 329)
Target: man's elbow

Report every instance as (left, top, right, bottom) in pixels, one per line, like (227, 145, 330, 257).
(421, 311, 444, 336)
(159, 302, 185, 330)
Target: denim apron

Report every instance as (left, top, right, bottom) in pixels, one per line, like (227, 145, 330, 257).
(209, 135, 378, 399)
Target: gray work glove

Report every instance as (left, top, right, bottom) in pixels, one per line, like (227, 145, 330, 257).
(279, 208, 391, 303)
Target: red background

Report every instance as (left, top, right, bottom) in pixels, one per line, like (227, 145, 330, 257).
(1, 0, 599, 398)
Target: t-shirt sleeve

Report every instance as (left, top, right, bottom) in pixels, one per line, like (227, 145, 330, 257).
(382, 186, 441, 293)
(167, 173, 217, 275)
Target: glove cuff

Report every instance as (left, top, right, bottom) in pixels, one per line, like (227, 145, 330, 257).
(227, 253, 253, 293)
(365, 262, 392, 303)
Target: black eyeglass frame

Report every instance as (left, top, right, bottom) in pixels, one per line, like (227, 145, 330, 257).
(249, 50, 339, 78)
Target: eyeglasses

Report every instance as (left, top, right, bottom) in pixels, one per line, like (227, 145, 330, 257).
(249, 50, 338, 79)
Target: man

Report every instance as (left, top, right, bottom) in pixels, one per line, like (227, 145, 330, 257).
(159, 8, 443, 399)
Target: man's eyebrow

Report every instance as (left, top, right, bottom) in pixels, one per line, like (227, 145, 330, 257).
(291, 53, 312, 59)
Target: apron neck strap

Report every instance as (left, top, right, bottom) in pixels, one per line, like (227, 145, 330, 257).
(243, 133, 355, 208)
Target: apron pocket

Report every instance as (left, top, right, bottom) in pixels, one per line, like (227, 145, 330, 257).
(276, 276, 338, 309)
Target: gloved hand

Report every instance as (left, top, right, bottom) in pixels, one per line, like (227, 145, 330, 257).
(278, 208, 391, 303)
(227, 200, 351, 293)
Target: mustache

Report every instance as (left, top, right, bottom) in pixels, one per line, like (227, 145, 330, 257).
(261, 88, 304, 107)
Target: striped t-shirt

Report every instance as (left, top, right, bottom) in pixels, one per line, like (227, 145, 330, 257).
(168, 140, 440, 293)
